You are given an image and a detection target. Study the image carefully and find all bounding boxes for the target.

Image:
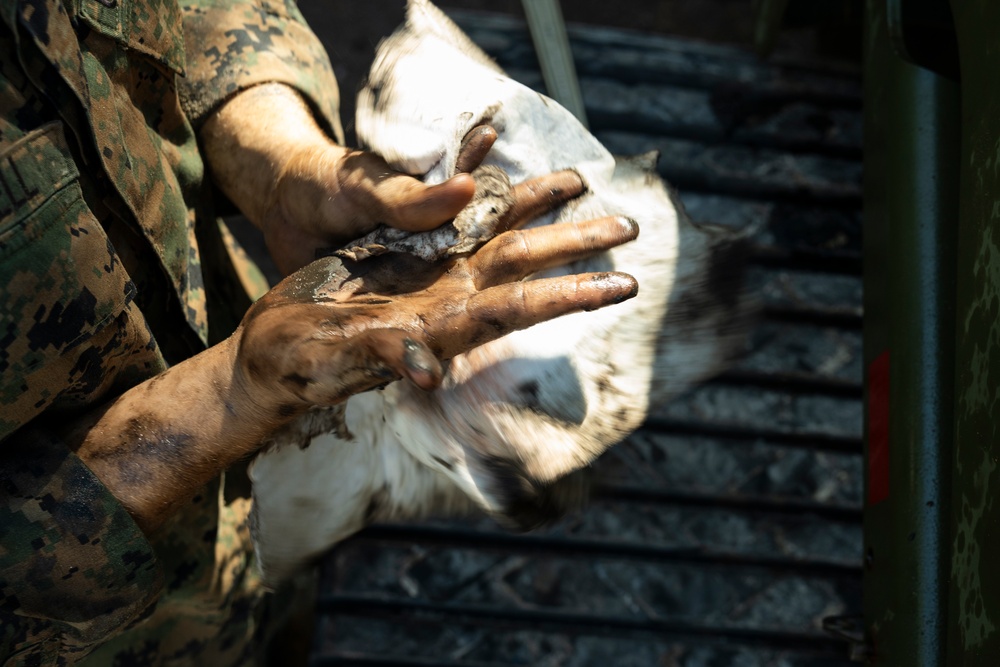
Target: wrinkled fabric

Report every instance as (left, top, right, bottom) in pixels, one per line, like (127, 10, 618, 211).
(0, 0, 341, 663)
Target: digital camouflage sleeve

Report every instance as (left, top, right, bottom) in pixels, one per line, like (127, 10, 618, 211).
(0, 0, 342, 663)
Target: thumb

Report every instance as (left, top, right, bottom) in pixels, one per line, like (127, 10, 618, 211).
(290, 328, 444, 405)
(338, 151, 476, 232)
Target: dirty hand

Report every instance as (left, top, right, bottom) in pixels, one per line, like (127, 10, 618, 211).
(77, 91, 639, 534)
(73, 186, 637, 537)
(236, 211, 639, 414)
(202, 83, 586, 275)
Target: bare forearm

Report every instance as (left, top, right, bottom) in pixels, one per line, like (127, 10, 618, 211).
(200, 82, 479, 276)
(201, 83, 343, 227)
(68, 337, 286, 534)
(73, 85, 331, 534)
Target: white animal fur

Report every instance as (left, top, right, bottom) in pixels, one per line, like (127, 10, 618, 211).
(249, 0, 753, 586)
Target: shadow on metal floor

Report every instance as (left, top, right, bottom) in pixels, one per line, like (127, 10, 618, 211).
(310, 11, 864, 667)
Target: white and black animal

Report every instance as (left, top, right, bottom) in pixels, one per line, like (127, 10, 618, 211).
(248, 0, 754, 586)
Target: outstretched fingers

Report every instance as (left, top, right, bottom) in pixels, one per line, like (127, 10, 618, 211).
(455, 125, 586, 235)
(431, 272, 638, 358)
(469, 216, 640, 288)
(498, 170, 587, 233)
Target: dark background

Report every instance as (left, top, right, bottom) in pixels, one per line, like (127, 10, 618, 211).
(295, 0, 848, 145)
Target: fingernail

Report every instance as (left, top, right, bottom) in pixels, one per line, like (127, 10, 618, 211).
(589, 273, 639, 303)
(612, 280, 640, 303)
(445, 173, 477, 198)
(403, 338, 437, 373)
(617, 216, 640, 238)
(472, 125, 495, 140)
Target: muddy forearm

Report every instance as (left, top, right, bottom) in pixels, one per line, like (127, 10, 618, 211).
(69, 336, 284, 534)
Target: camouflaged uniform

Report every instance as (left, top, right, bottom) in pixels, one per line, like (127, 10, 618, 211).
(0, 0, 344, 663)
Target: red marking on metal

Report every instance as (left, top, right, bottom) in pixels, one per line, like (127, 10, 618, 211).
(867, 351, 890, 506)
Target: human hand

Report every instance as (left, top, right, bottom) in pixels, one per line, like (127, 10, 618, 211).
(235, 213, 639, 412)
(70, 199, 636, 534)
(78, 105, 636, 533)
(201, 84, 588, 275)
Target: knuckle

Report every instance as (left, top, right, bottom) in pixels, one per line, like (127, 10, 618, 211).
(507, 229, 533, 257)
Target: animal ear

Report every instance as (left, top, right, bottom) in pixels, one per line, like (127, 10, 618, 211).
(617, 150, 661, 173)
(405, 0, 505, 75)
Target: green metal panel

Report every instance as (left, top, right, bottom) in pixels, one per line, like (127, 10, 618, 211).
(946, 1, 1000, 663)
(863, 1, 960, 664)
(887, 0, 960, 77)
(862, 3, 892, 655)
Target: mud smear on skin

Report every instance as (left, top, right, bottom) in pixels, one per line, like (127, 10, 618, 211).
(335, 165, 516, 263)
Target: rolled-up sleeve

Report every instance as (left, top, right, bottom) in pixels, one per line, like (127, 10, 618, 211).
(0, 425, 162, 663)
(179, 0, 345, 143)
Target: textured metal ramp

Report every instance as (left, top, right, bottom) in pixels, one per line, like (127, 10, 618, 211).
(312, 11, 863, 667)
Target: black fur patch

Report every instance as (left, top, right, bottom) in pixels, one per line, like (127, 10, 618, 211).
(479, 456, 589, 531)
(706, 237, 751, 310)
